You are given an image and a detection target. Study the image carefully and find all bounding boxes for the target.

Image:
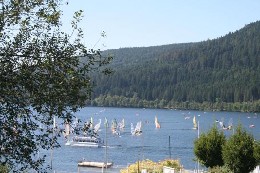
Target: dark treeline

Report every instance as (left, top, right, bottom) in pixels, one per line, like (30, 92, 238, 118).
(90, 21, 260, 112)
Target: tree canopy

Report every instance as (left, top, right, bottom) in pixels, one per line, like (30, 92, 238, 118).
(194, 124, 259, 173)
(194, 125, 226, 168)
(0, 0, 111, 172)
(254, 141, 260, 165)
(222, 125, 257, 173)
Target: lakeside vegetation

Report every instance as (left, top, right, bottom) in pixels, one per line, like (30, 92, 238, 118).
(90, 95, 260, 112)
(194, 125, 260, 173)
(120, 159, 183, 173)
(91, 21, 260, 112)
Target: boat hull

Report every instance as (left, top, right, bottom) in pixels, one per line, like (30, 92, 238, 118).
(66, 141, 102, 147)
(78, 161, 113, 168)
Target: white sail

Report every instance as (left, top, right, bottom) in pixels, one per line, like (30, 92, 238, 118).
(118, 119, 125, 129)
(219, 121, 224, 128)
(193, 116, 198, 130)
(111, 119, 118, 133)
(90, 117, 94, 128)
(135, 121, 142, 132)
(130, 123, 135, 135)
(71, 117, 79, 134)
(53, 116, 56, 128)
(104, 117, 108, 127)
(94, 119, 101, 133)
(64, 122, 70, 138)
(155, 116, 161, 128)
(131, 121, 142, 136)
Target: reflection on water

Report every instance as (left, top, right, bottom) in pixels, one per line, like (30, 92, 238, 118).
(45, 107, 260, 172)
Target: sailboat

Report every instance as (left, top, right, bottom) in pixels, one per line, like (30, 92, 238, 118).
(118, 118, 125, 129)
(111, 118, 119, 134)
(131, 121, 142, 136)
(193, 116, 198, 130)
(155, 116, 161, 128)
(217, 118, 232, 130)
(227, 118, 233, 130)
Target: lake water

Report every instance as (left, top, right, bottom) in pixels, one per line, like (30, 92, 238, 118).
(47, 107, 260, 173)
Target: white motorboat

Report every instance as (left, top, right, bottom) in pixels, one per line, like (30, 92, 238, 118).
(65, 136, 103, 147)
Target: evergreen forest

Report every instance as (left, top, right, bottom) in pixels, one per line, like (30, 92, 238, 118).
(90, 21, 260, 112)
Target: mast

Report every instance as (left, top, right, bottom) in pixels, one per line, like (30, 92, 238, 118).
(169, 136, 171, 159)
(197, 120, 200, 172)
(104, 118, 108, 171)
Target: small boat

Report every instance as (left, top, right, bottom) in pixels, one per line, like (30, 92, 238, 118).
(78, 161, 113, 168)
(66, 136, 103, 147)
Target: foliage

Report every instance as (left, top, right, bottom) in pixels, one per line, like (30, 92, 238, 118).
(0, 0, 111, 172)
(222, 125, 257, 173)
(194, 124, 259, 173)
(0, 164, 9, 173)
(120, 159, 182, 173)
(194, 125, 226, 168)
(208, 165, 232, 173)
(254, 140, 260, 165)
(92, 21, 260, 112)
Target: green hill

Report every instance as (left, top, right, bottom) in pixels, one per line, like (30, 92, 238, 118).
(91, 21, 260, 112)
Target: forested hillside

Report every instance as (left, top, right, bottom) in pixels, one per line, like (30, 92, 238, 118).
(90, 21, 260, 112)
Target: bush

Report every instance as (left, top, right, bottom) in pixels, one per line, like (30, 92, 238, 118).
(194, 125, 226, 168)
(208, 165, 232, 173)
(222, 125, 257, 173)
(120, 159, 182, 173)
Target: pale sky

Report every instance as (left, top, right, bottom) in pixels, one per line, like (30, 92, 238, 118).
(61, 0, 260, 50)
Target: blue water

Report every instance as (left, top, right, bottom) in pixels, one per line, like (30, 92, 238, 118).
(46, 107, 260, 172)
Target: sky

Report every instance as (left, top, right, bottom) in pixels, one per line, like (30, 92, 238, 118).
(61, 0, 260, 50)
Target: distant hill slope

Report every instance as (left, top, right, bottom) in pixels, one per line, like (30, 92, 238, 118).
(91, 21, 260, 111)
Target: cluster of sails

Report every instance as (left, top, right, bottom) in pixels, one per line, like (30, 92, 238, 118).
(110, 118, 125, 135)
(61, 116, 148, 147)
(63, 117, 104, 147)
(61, 114, 240, 147)
(54, 113, 257, 147)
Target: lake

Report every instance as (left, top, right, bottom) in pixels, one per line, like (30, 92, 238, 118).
(47, 107, 260, 172)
